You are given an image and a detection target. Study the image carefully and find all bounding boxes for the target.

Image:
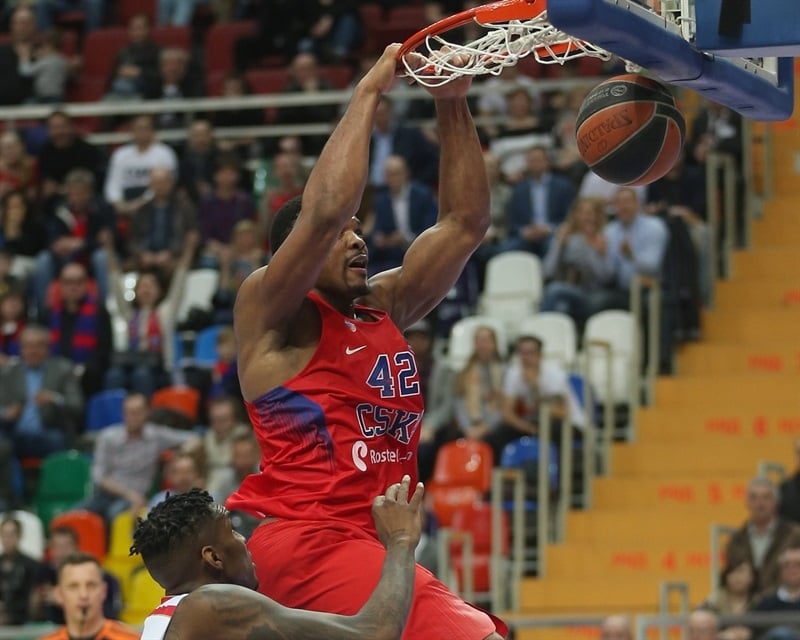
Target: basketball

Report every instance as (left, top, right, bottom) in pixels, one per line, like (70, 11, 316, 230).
(575, 74, 685, 186)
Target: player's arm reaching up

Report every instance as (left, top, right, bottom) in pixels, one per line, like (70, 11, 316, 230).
(365, 51, 491, 330)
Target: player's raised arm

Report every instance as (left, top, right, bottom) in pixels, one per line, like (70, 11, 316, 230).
(234, 44, 402, 343)
(367, 53, 491, 330)
(161, 478, 424, 640)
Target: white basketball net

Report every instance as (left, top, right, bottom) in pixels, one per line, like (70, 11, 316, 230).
(400, 13, 612, 87)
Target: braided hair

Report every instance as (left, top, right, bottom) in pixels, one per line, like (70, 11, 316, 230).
(130, 488, 225, 562)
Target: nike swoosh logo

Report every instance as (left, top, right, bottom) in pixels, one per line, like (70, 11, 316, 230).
(345, 345, 367, 355)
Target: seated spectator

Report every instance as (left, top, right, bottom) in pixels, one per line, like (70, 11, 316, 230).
(0, 249, 21, 300)
(104, 13, 160, 101)
(482, 151, 513, 249)
(780, 439, 800, 525)
(103, 114, 178, 220)
(369, 96, 439, 190)
(0, 290, 27, 363)
(157, 0, 208, 26)
(210, 73, 264, 159)
(492, 334, 584, 462)
(145, 47, 204, 130)
(0, 189, 45, 259)
(213, 220, 267, 325)
(204, 395, 249, 498)
(125, 167, 197, 275)
(30, 526, 122, 624)
(261, 151, 305, 233)
(578, 171, 646, 210)
(368, 154, 438, 274)
(37, 552, 139, 640)
(197, 157, 254, 270)
(102, 230, 199, 397)
(0, 325, 83, 459)
(233, 0, 314, 70)
(299, 0, 363, 63)
(76, 392, 199, 530)
(477, 64, 541, 142)
(0, 130, 39, 201)
(751, 537, 800, 640)
(178, 119, 219, 205)
(274, 52, 339, 156)
(33, 169, 114, 315)
(701, 550, 756, 640)
(148, 451, 206, 510)
(500, 146, 575, 258)
(0, 516, 41, 625)
(600, 614, 633, 640)
(727, 477, 799, 599)
(35, 0, 105, 32)
(540, 197, 612, 328)
(213, 432, 260, 504)
(453, 325, 507, 441)
(0, 6, 39, 106)
(488, 87, 553, 183)
(207, 325, 240, 399)
(687, 609, 721, 640)
(37, 111, 101, 201)
(45, 262, 112, 398)
(18, 28, 67, 104)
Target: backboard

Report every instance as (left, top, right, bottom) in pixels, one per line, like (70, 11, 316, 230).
(546, 0, 794, 120)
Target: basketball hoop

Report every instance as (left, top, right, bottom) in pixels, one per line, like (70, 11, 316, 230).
(397, 0, 612, 87)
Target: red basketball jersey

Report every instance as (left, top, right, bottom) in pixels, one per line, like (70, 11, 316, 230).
(227, 291, 424, 537)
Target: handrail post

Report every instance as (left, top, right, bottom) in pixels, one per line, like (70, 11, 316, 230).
(536, 402, 552, 578)
(710, 524, 738, 594)
(705, 153, 720, 309)
(587, 340, 614, 474)
(492, 467, 524, 612)
(659, 581, 691, 640)
(581, 367, 595, 509)
(722, 153, 737, 278)
(557, 417, 572, 542)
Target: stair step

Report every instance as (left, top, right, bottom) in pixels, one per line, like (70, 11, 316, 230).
(637, 407, 800, 441)
(732, 248, 800, 278)
(592, 475, 747, 509)
(546, 542, 717, 578)
(702, 309, 800, 342)
(520, 573, 709, 613)
(714, 280, 800, 309)
(678, 342, 800, 375)
(655, 375, 800, 408)
(611, 441, 793, 475)
(567, 507, 742, 544)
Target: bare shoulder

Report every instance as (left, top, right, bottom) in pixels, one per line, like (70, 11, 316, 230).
(166, 585, 282, 640)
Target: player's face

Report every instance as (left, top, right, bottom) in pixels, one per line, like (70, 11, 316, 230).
(217, 516, 258, 590)
(317, 217, 369, 300)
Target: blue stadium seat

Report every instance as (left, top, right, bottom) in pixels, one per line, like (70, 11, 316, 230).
(86, 389, 126, 432)
(193, 325, 223, 367)
(499, 436, 559, 511)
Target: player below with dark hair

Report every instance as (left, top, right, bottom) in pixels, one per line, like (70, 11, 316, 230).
(133, 480, 423, 640)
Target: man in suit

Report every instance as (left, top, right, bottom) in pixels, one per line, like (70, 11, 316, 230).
(0, 325, 83, 459)
(501, 146, 576, 258)
(368, 154, 438, 274)
(369, 96, 439, 189)
(726, 476, 799, 598)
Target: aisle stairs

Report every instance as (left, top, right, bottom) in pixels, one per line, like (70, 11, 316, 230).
(511, 199, 800, 639)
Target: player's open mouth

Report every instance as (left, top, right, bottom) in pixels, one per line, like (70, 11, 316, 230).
(348, 254, 368, 271)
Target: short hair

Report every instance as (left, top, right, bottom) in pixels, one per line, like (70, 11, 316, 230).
(747, 476, 778, 498)
(270, 195, 302, 254)
(130, 488, 225, 562)
(50, 525, 79, 545)
(56, 552, 102, 581)
(48, 109, 70, 122)
(64, 168, 95, 189)
(517, 334, 543, 352)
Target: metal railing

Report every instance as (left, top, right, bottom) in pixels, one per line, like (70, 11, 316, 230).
(709, 523, 737, 592)
(631, 274, 661, 409)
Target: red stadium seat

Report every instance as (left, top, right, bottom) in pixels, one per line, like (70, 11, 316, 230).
(427, 439, 494, 526)
(245, 69, 288, 95)
(118, 0, 157, 26)
(320, 65, 354, 90)
(152, 25, 191, 50)
(449, 503, 510, 594)
(151, 386, 200, 422)
(204, 21, 258, 75)
(82, 27, 127, 83)
(50, 510, 108, 562)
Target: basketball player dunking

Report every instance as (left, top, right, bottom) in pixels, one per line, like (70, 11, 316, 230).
(227, 44, 507, 639)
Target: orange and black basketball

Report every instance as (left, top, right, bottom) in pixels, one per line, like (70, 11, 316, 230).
(575, 74, 685, 186)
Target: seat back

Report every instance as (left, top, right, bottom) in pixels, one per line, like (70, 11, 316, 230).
(120, 566, 164, 626)
(516, 312, 578, 369)
(0, 510, 45, 560)
(86, 389, 126, 432)
(450, 502, 509, 556)
(203, 21, 258, 74)
(36, 451, 92, 500)
(431, 439, 494, 491)
(151, 385, 200, 421)
(500, 436, 559, 490)
(583, 310, 639, 404)
(177, 269, 220, 324)
(479, 252, 543, 335)
(193, 325, 224, 366)
(447, 315, 508, 372)
(50, 510, 107, 562)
